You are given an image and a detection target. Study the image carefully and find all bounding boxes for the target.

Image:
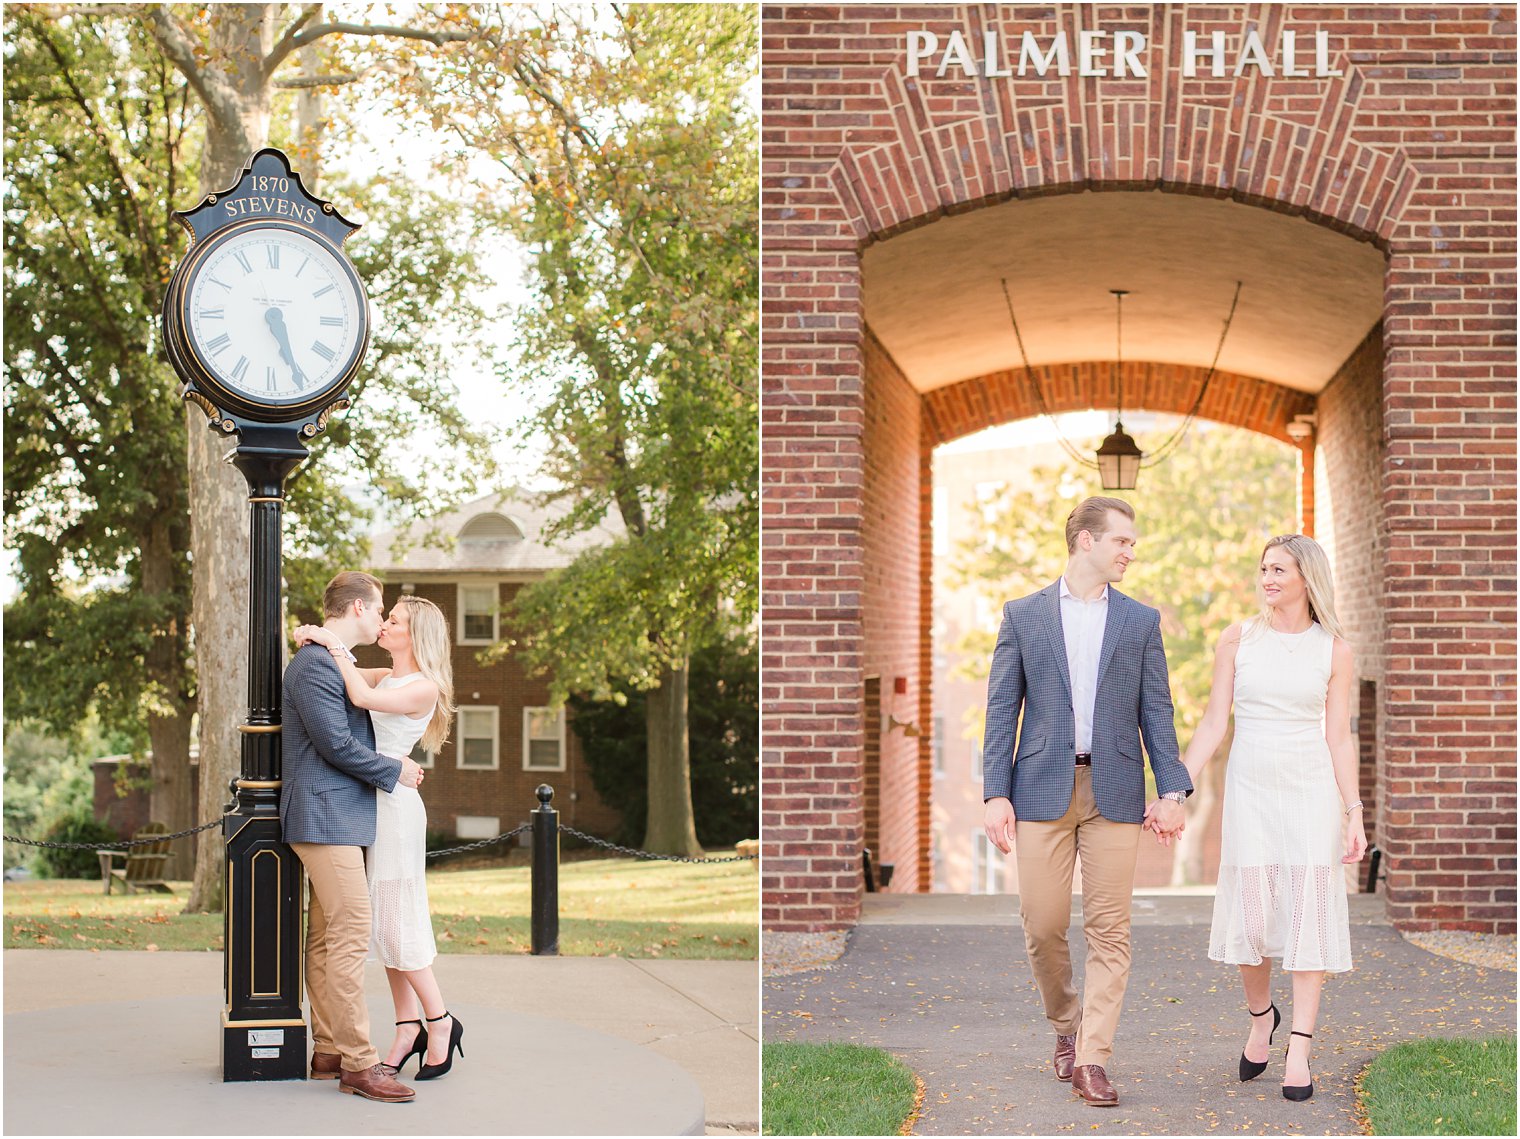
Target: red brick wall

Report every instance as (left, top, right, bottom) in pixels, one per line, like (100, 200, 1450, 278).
(762, 4, 1517, 932)
(923, 360, 1317, 447)
(355, 582, 622, 841)
(862, 332, 926, 892)
(1317, 327, 1387, 684)
(1317, 327, 1389, 864)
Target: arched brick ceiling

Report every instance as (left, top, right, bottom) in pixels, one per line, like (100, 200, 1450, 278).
(861, 190, 1386, 395)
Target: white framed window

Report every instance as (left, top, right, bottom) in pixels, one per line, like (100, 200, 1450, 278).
(456, 706, 499, 770)
(457, 583, 499, 645)
(408, 741, 434, 770)
(522, 706, 566, 772)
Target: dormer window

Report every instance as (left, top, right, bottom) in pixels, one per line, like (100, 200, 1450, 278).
(459, 512, 524, 543)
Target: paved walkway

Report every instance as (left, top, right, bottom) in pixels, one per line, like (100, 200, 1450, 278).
(764, 894, 1516, 1135)
(5, 950, 758, 1135)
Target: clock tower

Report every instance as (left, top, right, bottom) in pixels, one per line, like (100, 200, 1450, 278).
(161, 148, 371, 1082)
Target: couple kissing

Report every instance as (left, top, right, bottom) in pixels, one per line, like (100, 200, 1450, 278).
(280, 571, 467, 1102)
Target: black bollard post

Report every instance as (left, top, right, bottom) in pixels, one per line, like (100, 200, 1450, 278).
(531, 784, 559, 956)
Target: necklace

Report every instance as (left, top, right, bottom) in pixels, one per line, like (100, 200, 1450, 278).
(1267, 614, 1314, 653)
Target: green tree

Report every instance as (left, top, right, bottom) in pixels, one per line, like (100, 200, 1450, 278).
(949, 421, 1297, 881)
(414, 5, 759, 854)
(567, 635, 759, 850)
(4, 5, 496, 906)
(4, 13, 200, 876)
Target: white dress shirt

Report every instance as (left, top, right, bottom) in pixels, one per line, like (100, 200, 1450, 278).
(1059, 576, 1110, 754)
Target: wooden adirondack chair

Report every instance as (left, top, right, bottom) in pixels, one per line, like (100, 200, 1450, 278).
(97, 822, 175, 895)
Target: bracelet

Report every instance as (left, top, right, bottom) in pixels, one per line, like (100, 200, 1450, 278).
(1344, 800, 1364, 816)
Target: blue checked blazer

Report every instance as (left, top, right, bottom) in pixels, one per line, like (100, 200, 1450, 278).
(279, 644, 402, 846)
(981, 581, 1192, 824)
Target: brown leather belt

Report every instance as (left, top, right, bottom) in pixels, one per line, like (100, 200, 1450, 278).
(1075, 753, 1092, 766)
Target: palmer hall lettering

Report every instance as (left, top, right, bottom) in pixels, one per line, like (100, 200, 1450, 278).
(906, 28, 1344, 79)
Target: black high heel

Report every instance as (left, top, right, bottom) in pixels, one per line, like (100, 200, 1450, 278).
(415, 1011, 464, 1080)
(1239, 1003, 1280, 1082)
(1282, 1030, 1314, 1101)
(379, 1018, 428, 1076)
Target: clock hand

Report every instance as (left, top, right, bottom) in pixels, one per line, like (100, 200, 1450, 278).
(263, 307, 307, 386)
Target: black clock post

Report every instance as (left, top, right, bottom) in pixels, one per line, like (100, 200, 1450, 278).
(161, 149, 371, 1082)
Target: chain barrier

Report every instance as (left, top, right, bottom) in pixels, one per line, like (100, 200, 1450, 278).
(559, 825, 757, 863)
(2, 815, 228, 851)
(424, 822, 532, 861)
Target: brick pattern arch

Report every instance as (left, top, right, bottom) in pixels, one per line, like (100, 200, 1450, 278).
(920, 358, 1317, 448)
(823, 4, 1417, 247)
(761, 5, 1517, 934)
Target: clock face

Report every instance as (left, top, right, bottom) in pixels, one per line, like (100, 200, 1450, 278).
(179, 222, 367, 409)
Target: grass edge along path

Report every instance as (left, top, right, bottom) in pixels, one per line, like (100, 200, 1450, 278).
(4, 854, 757, 959)
(1355, 1035, 1517, 1137)
(763, 1041, 921, 1136)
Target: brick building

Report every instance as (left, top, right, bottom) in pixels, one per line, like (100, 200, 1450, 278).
(761, 5, 1516, 933)
(360, 492, 624, 842)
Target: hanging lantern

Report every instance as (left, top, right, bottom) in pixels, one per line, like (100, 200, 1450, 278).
(1096, 421, 1143, 490)
(1096, 289, 1144, 490)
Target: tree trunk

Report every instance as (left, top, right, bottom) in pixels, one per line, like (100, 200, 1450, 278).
(184, 4, 277, 914)
(141, 514, 194, 880)
(1171, 724, 1231, 886)
(642, 659, 703, 857)
(147, 710, 196, 879)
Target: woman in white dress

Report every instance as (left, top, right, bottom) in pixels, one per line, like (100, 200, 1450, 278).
(295, 596, 464, 1080)
(1173, 534, 1366, 1102)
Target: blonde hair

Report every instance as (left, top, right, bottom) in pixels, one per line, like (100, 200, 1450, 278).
(1249, 534, 1347, 642)
(1065, 496, 1135, 553)
(394, 595, 455, 754)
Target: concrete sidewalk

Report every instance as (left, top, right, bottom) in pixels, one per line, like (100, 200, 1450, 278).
(764, 894, 1516, 1135)
(5, 950, 758, 1135)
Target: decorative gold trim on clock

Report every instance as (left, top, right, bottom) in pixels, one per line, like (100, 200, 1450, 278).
(183, 388, 225, 427)
(247, 496, 283, 503)
(235, 779, 282, 789)
(238, 724, 282, 734)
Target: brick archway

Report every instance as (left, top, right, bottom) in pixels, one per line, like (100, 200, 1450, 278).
(762, 5, 1517, 934)
(921, 359, 1316, 447)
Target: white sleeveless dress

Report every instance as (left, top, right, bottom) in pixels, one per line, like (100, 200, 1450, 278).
(366, 673, 437, 971)
(1208, 621, 1353, 973)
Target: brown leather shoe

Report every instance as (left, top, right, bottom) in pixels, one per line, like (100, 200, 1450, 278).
(1071, 1064, 1119, 1106)
(1054, 1034, 1077, 1081)
(339, 1063, 416, 1102)
(310, 1052, 341, 1080)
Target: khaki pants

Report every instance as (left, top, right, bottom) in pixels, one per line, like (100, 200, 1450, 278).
(1015, 766, 1141, 1069)
(291, 843, 379, 1072)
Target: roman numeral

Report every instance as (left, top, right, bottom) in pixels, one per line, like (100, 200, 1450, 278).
(205, 333, 231, 354)
(295, 258, 309, 277)
(233, 251, 253, 274)
(311, 341, 337, 362)
(266, 245, 280, 269)
(230, 356, 250, 382)
(199, 308, 225, 320)
(319, 316, 343, 327)
(312, 284, 335, 298)
(209, 276, 231, 291)
(265, 367, 278, 391)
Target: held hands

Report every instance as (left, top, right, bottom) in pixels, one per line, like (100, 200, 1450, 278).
(398, 756, 425, 789)
(1342, 811, 1367, 863)
(293, 623, 341, 651)
(983, 797, 1016, 855)
(1142, 798, 1186, 847)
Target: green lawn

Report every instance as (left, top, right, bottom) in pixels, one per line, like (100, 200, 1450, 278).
(1359, 1036, 1516, 1136)
(4, 853, 757, 959)
(763, 1042, 920, 1136)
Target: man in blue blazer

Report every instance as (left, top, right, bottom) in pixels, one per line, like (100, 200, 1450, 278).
(982, 497, 1192, 1107)
(282, 571, 424, 1103)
